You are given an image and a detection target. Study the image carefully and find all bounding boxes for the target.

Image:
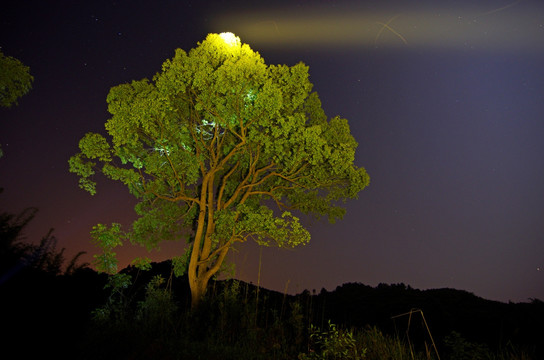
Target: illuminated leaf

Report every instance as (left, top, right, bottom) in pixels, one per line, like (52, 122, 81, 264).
(69, 33, 370, 306)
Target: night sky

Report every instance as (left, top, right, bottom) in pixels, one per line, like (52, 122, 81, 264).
(1, 0, 543, 303)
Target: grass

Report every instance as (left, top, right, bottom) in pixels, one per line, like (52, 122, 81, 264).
(75, 274, 536, 360)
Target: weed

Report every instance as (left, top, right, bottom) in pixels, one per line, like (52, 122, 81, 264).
(299, 320, 365, 360)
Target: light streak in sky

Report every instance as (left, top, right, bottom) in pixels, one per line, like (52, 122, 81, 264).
(374, 15, 408, 46)
(476, 0, 522, 18)
(211, 1, 544, 51)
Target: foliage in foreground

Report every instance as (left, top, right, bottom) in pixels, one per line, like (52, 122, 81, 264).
(299, 321, 364, 360)
(78, 270, 536, 360)
(0, 204, 88, 279)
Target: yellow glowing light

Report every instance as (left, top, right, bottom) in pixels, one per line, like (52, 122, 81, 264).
(219, 32, 240, 47)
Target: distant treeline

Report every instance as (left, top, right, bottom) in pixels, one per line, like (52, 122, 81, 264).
(313, 281, 544, 355)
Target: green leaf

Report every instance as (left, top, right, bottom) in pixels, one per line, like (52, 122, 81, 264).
(90, 223, 125, 274)
(131, 256, 152, 271)
(0, 50, 33, 108)
(69, 33, 370, 304)
(172, 250, 190, 277)
(79, 133, 112, 161)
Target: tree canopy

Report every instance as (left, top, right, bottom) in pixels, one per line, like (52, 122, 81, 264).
(69, 33, 369, 307)
(0, 50, 34, 157)
(0, 50, 33, 108)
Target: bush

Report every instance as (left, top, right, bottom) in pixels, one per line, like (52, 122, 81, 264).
(299, 320, 365, 360)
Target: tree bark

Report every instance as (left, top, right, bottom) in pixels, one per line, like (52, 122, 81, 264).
(189, 274, 207, 309)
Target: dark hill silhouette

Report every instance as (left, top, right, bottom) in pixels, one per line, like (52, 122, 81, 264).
(118, 261, 543, 356)
(2, 257, 543, 359)
(312, 282, 543, 356)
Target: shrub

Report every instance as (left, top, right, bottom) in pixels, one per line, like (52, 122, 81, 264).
(299, 320, 365, 360)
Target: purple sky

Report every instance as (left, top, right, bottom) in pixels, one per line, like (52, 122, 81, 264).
(1, 0, 543, 302)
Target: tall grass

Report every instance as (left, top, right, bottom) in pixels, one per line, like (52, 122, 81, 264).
(356, 325, 435, 360)
(78, 269, 537, 360)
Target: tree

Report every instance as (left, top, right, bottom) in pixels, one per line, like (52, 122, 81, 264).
(0, 50, 34, 157)
(69, 33, 370, 308)
(0, 50, 33, 108)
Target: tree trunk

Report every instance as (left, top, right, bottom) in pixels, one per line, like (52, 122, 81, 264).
(188, 246, 231, 309)
(189, 274, 208, 309)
